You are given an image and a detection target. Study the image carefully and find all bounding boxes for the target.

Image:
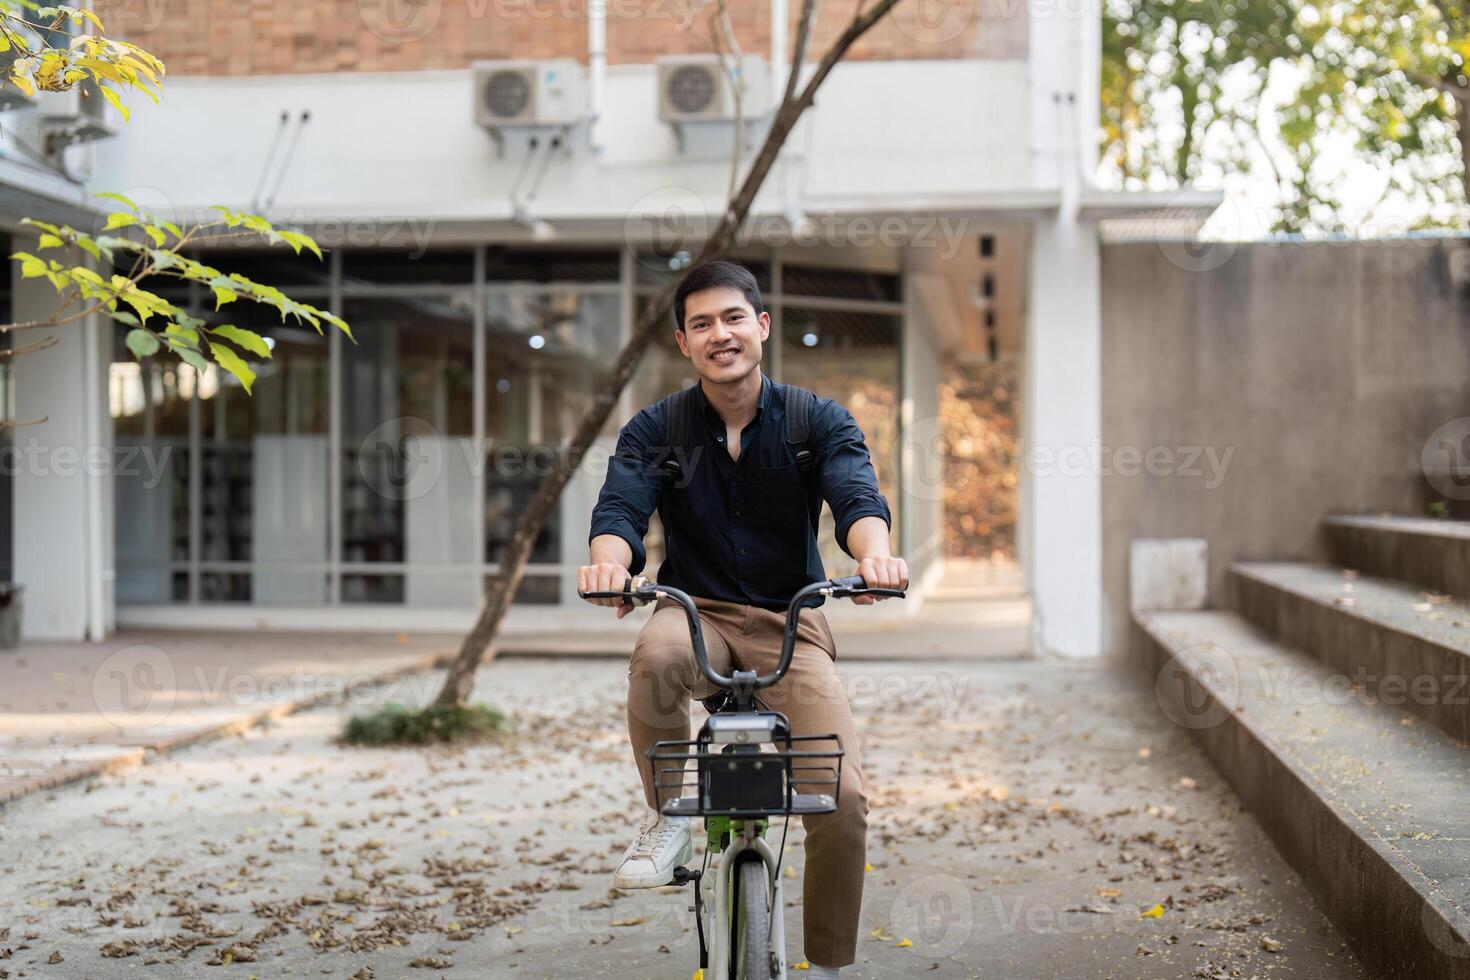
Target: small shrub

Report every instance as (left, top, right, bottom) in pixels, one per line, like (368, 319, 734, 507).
(340, 703, 509, 747)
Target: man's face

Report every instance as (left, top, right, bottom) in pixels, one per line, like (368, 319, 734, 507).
(675, 285, 770, 385)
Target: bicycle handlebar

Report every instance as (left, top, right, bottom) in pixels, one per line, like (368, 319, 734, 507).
(578, 574, 906, 698)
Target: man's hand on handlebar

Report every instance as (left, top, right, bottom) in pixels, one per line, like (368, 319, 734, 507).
(851, 555, 909, 605)
(577, 561, 638, 619)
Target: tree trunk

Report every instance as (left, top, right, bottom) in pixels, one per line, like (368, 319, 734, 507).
(1458, 99, 1470, 215)
(433, 0, 904, 708)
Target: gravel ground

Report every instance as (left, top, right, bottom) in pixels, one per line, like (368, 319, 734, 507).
(0, 657, 1365, 979)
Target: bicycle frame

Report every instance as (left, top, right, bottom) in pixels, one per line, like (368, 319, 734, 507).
(580, 574, 905, 980)
(701, 819, 787, 980)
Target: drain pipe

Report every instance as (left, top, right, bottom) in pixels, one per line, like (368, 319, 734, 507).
(770, 0, 787, 96)
(588, 0, 606, 156)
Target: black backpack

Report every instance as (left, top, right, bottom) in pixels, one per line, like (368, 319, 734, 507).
(658, 381, 821, 524)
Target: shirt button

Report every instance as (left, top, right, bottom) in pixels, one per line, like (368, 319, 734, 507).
(739, 548, 748, 556)
(716, 435, 725, 443)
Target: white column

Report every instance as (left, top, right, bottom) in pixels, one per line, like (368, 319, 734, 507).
(13, 266, 111, 640)
(899, 267, 945, 597)
(1024, 215, 1102, 658)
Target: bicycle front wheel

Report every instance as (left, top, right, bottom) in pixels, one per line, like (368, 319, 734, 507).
(734, 858, 773, 980)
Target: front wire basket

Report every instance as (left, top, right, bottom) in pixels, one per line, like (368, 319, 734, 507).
(648, 729, 844, 817)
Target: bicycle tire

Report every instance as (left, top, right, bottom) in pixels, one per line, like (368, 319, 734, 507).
(734, 858, 773, 980)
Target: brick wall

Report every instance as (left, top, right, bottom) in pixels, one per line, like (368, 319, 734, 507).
(93, 0, 1027, 76)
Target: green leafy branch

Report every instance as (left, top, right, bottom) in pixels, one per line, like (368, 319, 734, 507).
(9, 193, 352, 396)
(0, 1, 164, 117)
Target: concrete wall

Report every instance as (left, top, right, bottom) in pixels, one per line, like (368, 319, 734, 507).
(13, 265, 112, 641)
(96, 0, 1024, 75)
(1101, 239, 1470, 658)
(90, 59, 1035, 228)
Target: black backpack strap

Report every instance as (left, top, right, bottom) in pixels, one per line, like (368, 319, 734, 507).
(660, 384, 700, 484)
(783, 383, 818, 473)
(782, 383, 823, 532)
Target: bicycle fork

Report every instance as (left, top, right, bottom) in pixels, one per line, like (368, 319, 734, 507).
(674, 820, 787, 980)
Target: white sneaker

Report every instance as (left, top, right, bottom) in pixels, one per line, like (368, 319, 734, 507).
(613, 806, 693, 889)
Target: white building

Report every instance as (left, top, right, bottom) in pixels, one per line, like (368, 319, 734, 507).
(0, 1, 1215, 655)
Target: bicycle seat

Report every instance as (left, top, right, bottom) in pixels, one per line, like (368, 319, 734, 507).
(700, 691, 732, 714)
(700, 691, 771, 715)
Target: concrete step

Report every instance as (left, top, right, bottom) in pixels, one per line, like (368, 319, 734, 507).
(1230, 562, 1470, 745)
(1324, 514, 1470, 598)
(1137, 609, 1470, 979)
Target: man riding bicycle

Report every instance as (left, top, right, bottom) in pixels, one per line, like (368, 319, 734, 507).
(578, 259, 908, 979)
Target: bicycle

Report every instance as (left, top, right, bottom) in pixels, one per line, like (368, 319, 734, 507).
(579, 574, 905, 980)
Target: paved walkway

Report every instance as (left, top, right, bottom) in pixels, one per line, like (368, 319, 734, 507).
(0, 561, 1031, 804)
(0, 631, 453, 803)
(0, 657, 1363, 978)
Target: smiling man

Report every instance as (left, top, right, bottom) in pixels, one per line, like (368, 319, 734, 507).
(578, 259, 907, 978)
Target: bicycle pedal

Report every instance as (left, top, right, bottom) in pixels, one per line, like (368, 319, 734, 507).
(670, 866, 701, 886)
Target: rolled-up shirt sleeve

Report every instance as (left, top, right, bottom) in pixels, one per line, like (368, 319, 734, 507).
(812, 398, 892, 558)
(589, 405, 665, 575)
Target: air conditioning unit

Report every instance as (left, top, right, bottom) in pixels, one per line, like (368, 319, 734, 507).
(38, 80, 114, 143)
(472, 59, 584, 130)
(657, 55, 770, 124)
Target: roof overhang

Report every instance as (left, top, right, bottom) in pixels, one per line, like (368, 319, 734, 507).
(0, 153, 99, 235)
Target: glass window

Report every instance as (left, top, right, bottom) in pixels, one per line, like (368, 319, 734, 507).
(636, 254, 770, 292)
(341, 250, 474, 287)
(190, 248, 332, 291)
(781, 306, 901, 573)
(484, 248, 619, 283)
(484, 287, 619, 576)
(340, 292, 476, 606)
(782, 263, 900, 303)
(198, 304, 330, 604)
(111, 325, 192, 604)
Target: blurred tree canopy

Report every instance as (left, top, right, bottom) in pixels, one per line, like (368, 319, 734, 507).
(1102, 0, 1470, 233)
(0, 2, 349, 417)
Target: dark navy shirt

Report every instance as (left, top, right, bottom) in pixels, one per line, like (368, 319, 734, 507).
(589, 373, 892, 611)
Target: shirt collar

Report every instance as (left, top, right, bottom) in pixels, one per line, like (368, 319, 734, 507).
(698, 372, 772, 426)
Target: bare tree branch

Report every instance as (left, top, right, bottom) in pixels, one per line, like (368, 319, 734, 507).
(0, 335, 59, 359)
(785, 0, 820, 107)
(432, 0, 907, 708)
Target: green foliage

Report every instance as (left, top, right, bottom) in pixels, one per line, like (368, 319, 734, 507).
(339, 703, 511, 747)
(11, 196, 352, 393)
(0, 1, 164, 108)
(0, 3, 347, 396)
(1101, 0, 1470, 233)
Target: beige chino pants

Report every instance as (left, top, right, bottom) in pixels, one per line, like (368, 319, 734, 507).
(626, 595, 868, 968)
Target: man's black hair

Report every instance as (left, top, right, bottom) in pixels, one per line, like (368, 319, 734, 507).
(672, 260, 764, 332)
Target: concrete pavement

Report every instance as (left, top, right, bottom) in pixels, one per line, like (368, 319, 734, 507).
(0, 656, 1364, 978)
